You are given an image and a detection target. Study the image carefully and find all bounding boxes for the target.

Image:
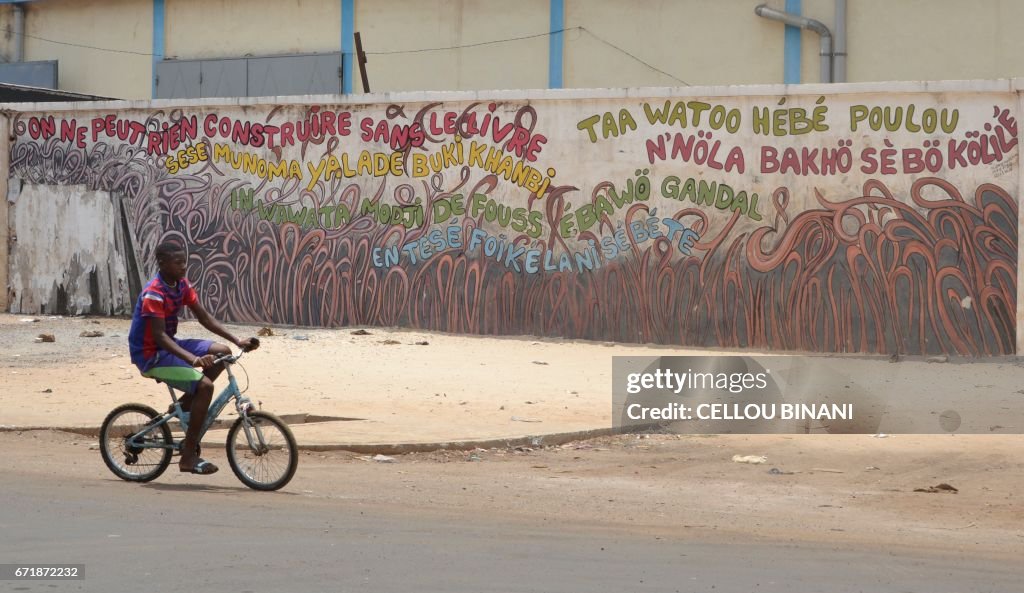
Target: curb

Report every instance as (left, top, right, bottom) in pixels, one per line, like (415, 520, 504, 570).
(294, 425, 646, 455)
(1, 423, 658, 455)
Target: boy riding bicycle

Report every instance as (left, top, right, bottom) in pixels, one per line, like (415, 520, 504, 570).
(127, 241, 259, 475)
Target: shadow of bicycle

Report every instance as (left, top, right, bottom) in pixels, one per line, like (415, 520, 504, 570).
(138, 481, 301, 495)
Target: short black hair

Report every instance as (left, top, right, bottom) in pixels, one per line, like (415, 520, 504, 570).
(154, 241, 185, 263)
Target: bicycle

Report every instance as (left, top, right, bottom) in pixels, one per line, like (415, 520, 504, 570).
(99, 350, 298, 491)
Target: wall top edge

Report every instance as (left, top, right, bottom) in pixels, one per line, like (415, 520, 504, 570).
(0, 79, 1021, 113)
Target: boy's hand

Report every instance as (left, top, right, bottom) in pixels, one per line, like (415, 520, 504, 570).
(237, 337, 260, 352)
(192, 354, 217, 369)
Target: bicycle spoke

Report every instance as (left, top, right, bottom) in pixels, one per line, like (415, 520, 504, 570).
(230, 416, 294, 488)
(101, 406, 172, 482)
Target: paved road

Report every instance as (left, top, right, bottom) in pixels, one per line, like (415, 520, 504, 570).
(1, 472, 1019, 593)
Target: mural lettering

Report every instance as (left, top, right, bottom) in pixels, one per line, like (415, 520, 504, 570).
(8, 90, 1018, 356)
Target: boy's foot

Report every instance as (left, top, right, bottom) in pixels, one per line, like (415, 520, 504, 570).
(179, 459, 218, 475)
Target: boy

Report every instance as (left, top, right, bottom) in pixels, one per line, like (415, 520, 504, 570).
(128, 241, 259, 475)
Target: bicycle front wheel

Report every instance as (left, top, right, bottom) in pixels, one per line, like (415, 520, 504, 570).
(99, 403, 173, 482)
(225, 411, 298, 491)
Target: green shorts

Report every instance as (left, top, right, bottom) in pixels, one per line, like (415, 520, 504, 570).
(142, 365, 205, 395)
(139, 338, 212, 394)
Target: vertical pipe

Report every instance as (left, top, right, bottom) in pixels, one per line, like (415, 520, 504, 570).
(755, 4, 831, 83)
(783, 0, 801, 84)
(548, 0, 564, 89)
(152, 0, 165, 98)
(819, 32, 831, 83)
(342, 0, 354, 94)
(834, 0, 847, 82)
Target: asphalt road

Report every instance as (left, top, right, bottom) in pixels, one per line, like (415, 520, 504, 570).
(1, 470, 1019, 593)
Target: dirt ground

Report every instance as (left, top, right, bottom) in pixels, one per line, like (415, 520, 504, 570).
(2, 429, 1022, 564)
(0, 313, 621, 439)
(2, 313, 1023, 562)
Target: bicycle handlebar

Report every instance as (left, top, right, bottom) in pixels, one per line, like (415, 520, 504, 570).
(213, 351, 242, 365)
(212, 338, 260, 366)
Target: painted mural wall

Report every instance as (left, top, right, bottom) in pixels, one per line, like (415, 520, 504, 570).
(5, 85, 1019, 355)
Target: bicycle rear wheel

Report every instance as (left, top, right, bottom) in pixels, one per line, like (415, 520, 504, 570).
(225, 411, 298, 491)
(99, 403, 173, 482)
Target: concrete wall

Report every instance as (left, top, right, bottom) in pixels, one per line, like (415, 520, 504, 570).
(0, 114, 8, 311)
(165, 0, 341, 59)
(841, 0, 1024, 84)
(7, 1, 1024, 99)
(4, 80, 1019, 356)
(7, 184, 136, 315)
(15, 0, 151, 99)
(357, 0, 549, 92)
(565, 0, 781, 88)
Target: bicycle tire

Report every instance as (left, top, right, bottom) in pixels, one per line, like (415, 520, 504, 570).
(99, 403, 173, 483)
(225, 411, 298, 491)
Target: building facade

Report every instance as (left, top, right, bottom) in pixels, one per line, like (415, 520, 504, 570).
(1, 0, 1024, 100)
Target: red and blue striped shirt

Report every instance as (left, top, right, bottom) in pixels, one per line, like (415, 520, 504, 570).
(128, 273, 198, 369)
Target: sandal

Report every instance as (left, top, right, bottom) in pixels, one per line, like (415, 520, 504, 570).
(180, 459, 219, 475)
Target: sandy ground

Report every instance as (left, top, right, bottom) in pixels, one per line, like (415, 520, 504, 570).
(1, 312, 1023, 563)
(0, 313, 621, 440)
(3, 313, 1024, 444)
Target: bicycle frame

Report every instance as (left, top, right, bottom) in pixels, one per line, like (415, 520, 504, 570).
(126, 353, 262, 452)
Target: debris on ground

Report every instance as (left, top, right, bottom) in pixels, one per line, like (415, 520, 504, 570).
(372, 454, 396, 463)
(292, 335, 309, 341)
(532, 361, 549, 365)
(415, 341, 429, 346)
(351, 329, 371, 335)
(767, 467, 795, 475)
(257, 327, 275, 336)
(914, 483, 958, 493)
(926, 355, 949, 363)
(35, 334, 55, 343)
(79, 330, 104, 338)
(732, 455, 767, 464)
(381, 339, 401, 345)
(19, 318, 40, 323)
(511, 416, 542, 423)
(41, 388, 52, 393)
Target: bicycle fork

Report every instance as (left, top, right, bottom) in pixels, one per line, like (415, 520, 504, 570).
(235, 396, 270, 456)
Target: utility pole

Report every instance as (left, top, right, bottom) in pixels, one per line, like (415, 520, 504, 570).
(354, 32, 370, 93)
